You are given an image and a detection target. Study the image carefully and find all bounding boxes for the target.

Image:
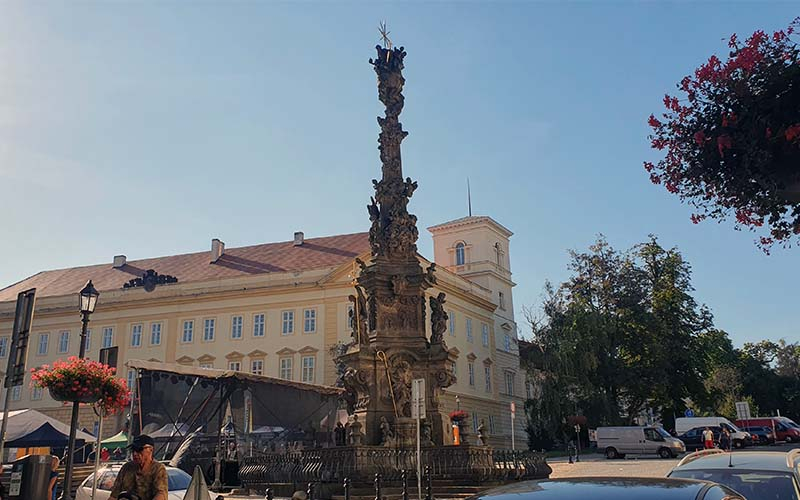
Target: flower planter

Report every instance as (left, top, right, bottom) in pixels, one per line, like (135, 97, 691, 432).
(49, 387, 101, 404)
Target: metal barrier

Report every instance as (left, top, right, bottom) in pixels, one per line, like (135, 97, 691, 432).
(239, 447, 550, 493)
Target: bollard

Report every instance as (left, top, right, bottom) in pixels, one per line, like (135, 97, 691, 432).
(265, 488, 273, 500)
(307, 482, 314, 500)
(344, 477, 351, 500)
(375, 472, 382, 500)
(424, 465, 432, 500)
(401, 469, 409, 500)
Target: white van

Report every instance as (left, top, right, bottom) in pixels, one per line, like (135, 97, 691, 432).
(675, 416, 751, 448)
(596, 426, 686, 459)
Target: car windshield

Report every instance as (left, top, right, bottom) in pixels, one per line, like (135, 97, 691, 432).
(656, 428, 672, 438)
(670, 469, 798, 500)
(167, 468, 192, 490)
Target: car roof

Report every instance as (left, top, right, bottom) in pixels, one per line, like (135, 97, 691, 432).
(674, 451, 792, 472)
(472, 477, 711, 500)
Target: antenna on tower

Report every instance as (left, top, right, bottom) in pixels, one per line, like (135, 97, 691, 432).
(467, 178, 472, 217)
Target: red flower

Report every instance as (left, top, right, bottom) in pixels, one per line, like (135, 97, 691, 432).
(784, 124, 800, 142)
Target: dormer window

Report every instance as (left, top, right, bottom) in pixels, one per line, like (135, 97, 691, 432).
(455, 242, 466, 266)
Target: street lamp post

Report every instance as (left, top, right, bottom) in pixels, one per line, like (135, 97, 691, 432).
(60, 280, 99, 500)
(574, 424, 581, 463)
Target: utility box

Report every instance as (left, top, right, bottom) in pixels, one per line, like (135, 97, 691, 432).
(8, 454, 52, 499)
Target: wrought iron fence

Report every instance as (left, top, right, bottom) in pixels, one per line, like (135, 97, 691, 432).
(239, 447, 550, 493)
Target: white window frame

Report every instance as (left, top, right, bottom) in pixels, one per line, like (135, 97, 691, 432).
(31, 386, 43, 401)
(253, 314, 265, 337)
(251, 359, 264, 375)
(466, 319, 473, 343)
(455, 242, 465, 266)
(38, 333, 49, 355)
(11, 386, 21, 401)
(199, 363, 214, 369)
(127, 369, 136, 393)
(472, 412, 478, 433)
(84, 329, 91, 351)
(303, 309, 316, 334)
(203, 318, 216, 342)
(449, 312, 455, 336)
(228, 361, 241, 371)
(231, 316, 243, 340)
(485, 366, 492, 392)
(347, 304, 354, 329)
(499, 291, 506, 310)
(301, 355, 315, 383)
(0, 337, 8, 357)
(481, 324, 489, 347)
(182, 320, 194, 343)
(504, 334, 511, 351)
(150, 323, 162, 346)
(505, 372, 515, 396)
(281, 311, 294, 335)
(102, 327, 114, 349)
(525, 380, 533, 400)
(468, 362, 475, 386)
(131, 324, 142, 347)
(58, 330, 70, 353)
(280, 357, 293, 380)
(488, 415, 495, 434)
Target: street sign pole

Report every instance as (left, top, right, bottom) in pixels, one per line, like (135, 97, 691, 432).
(412, 379, 425, 500)
(0, 289, 36, 462)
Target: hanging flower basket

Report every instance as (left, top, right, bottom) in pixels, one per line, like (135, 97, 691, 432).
(48, 386, 100, 404)
(32, 356, 131, 415)
(449, 410, 468, 423)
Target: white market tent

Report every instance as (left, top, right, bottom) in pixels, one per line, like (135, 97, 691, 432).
(0, 409, 95, 447)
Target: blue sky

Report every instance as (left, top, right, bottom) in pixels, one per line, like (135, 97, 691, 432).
(1, 2, 797, 347)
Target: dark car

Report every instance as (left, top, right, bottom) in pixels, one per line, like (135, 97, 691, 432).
(668, 449, 800, 500)
(679, 426, 722, 451)
(741, 426, 776, 445)
(468, 477, 744, 500)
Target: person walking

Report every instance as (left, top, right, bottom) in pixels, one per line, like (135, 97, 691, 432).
(47, 456, 60, 500)
(702, 427, 715, 450)
(109, 435, 168, 500)
(719, 428, 731, 451)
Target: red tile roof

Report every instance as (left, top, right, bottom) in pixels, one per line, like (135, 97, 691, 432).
(0, 232, 369, 303)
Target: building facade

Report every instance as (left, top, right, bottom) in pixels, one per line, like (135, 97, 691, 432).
(0, 217, 525, 447)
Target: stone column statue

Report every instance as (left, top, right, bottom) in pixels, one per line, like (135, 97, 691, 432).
(429, 292, 447, 345)
(379, 416, 395, 447)
(349, 414, 364, 446)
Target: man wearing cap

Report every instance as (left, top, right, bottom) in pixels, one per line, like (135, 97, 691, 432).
(109, 434, 169, 500)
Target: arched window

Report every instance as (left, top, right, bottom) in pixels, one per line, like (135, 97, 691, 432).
(455, 242, 465, 266)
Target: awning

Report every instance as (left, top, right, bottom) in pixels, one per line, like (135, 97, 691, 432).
(100, 431, 128, 450)
(0, 409, 94, 448)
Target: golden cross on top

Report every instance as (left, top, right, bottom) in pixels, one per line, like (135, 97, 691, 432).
(379, 21, 392, 49)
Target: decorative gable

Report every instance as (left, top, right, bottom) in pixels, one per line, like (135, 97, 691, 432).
(176, 355, 194, 365)
(298, 345, 319, 354)
(247, 349, 267, 358)
(197, 354, 216, 363)
(466, 352, 477, 361)
(276, 347, 297, 356)
(225, 351, 244, 361)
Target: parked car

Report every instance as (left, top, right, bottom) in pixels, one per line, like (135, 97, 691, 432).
(468, 477, 744, 500)
(740, 426, 776, 445)
(597, 426, 686, 459)
(736, 418, 800, 443)
(75, 463, 216, 500)
(668, 448, 800, 500)
(676, 417, 751, 448)
(678, 426, 724, 451)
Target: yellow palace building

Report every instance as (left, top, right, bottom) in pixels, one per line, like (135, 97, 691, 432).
(0, 215, 526, 448)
